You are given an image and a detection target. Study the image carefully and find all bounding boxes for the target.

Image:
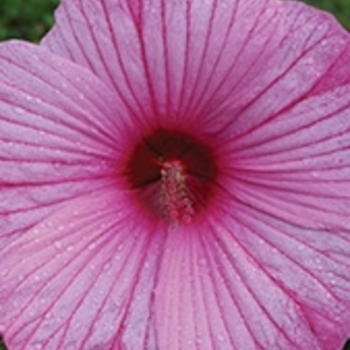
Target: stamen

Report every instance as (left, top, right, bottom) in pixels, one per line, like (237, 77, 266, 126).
(160, 160, 194, 225)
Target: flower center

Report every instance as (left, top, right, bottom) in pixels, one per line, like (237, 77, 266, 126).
(125, 129, 217, 225)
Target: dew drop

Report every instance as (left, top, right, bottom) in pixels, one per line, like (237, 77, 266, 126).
(198, 258, 207, 267)
(313, 257, 322, 267)
(52, 162, 62, 170)
(24, 95, 33, 102)
(297, 244, 306, 252)
(54, 241, 62, 249)
(217, 334, 225, 343)
(14, 106, 25, 114)
(327, 272, 337, 286)
(103, 263, 111, 271)
(88, 242, 96, 250)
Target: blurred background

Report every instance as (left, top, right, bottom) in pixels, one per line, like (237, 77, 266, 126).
(305, 0, 350, 30)
(0, 0, 349, 349)
(0, 0, 350, 42)
(0, 0, 58, 42)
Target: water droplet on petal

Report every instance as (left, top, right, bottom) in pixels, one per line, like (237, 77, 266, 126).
(14, 107, 25, 114)
(34, 275, 40, 282)
(33, 342, 43, 350)
(103, 263, 111, 270)
(217, 334, 225, 343)
(54, 241, 62, 249)
(198, 258, 207, 266)
(88, 242, 96, 250)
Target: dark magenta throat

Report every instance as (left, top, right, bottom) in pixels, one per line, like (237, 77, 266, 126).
(125, 129, 217, 224)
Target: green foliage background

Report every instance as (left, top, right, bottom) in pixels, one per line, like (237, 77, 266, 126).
(0, 0, 349, 43)
(305, 0, 350, 30)
(0, 0, 349, 349)
(0, 0, 59, 42)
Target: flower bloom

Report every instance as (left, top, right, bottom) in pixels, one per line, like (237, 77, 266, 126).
(1, 0, 350, 349)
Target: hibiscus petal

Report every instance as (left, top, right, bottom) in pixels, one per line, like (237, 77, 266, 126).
(8, 0, 350, 349)
(0, 190, 164, 349)
(40, 0, 275, 120)
(42, 0, 349, 129)
(198, 13, 350, 346)
(217, 49, 350, 231)
(201, 198, 350, 350)
(202, 1, 350, 137)
(154, 224, 255, 350)
(0, 41, 129, 247)
(153, 209, 350, 350)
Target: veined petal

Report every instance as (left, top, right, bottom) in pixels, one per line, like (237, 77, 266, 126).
(42, 0, 349, 128)
(153, 198, 350, 350)
(3, 0, 350, 349)
(201, 198, 350, 350)
(154, 224, 255, 350)
(217, 47, 350, 231)
(0, 190, 164, 349)
(202, 1, 350, 138)
(0, 41, 129, 247)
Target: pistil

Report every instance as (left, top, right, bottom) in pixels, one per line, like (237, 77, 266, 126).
(160, 160, 194, 224)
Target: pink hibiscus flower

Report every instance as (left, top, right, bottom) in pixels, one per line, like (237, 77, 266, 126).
(1, 0, 350, 349)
